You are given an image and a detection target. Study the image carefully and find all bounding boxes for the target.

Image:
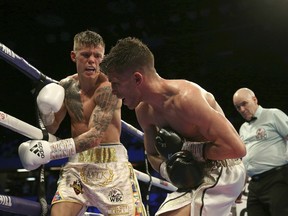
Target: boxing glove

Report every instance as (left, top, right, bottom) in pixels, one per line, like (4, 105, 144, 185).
(155, 128, 183, 159)
(18, 138, 76, 170)
(182, 141, 207, 162)
(37, 83, 65, 126)
(156, 128, 207, 162)
(166, 150, 205, 190)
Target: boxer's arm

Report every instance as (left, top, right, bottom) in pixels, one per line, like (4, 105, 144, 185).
(136, 106, 164, 173)
(180, 90, 246, 160)
(19, 85, 120, 170)
(73, 85, 120, 152)
(143, 125, 165, 172)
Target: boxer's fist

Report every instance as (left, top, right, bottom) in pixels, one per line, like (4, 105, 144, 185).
(18, 138, 76, 171)
(18, 140, 51, 170)
(166, 150, 205, 190)
(37, 83, 65, 125)
(37, 83, 65, 115)
(155, 128, 183, 159)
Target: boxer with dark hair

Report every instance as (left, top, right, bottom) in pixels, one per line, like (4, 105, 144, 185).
(100, 37, 246, 216)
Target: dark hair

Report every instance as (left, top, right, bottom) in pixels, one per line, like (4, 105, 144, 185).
(100, 37, 154, 75)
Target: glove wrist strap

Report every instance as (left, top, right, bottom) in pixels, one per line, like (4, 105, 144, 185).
(159, 161, 170, 181)
(182, 141, 206, 162)
(50, 138, 76, 160)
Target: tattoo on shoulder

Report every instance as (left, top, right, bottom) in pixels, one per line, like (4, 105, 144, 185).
(60, 77, 73, 89)
(65, 82, 83, 121)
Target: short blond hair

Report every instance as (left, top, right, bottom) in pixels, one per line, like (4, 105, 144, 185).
(73, 30, 105, 51)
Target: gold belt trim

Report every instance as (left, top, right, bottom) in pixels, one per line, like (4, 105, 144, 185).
(78, 146, 117, 163)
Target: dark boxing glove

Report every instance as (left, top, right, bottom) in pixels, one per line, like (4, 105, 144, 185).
(155, 128, 183, 159)
(166, 150, 205, 191)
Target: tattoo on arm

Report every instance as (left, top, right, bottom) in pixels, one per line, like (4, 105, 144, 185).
(93, 86, 118, 129)
(76, 86, 118, 152)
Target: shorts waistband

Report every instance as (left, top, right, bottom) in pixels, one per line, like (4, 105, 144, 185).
(251, 163, 288, 181)
(69, 143, 128, 163)
(206, 158, 242, 168)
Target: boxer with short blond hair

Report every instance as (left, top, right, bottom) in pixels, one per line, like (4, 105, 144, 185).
(18, 31, 146, 216)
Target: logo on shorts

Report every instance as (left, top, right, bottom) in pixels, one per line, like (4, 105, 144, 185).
(70, 179, 84, 195)
(80, 165, 114, 186)
(29, 142, 45, 158)
(52, 191, 62, 202)
(108, 188, 123, 203)
(108, 205, 129, 215)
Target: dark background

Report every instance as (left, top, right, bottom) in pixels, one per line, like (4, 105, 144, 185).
(0, 0, 287, 215)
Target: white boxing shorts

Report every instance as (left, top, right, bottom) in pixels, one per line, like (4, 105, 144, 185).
(156, 159, 245, 216)
(51, 144, 147, 216)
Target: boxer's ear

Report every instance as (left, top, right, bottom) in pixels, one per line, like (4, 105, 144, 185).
(133, 72, 143, 86)
(71, 51, 76, 62)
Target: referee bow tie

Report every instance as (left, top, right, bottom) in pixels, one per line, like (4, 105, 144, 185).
(247, 116, 257, 123)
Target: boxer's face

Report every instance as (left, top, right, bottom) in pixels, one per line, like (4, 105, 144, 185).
(71, 45, 104, 78)
(108, 71, 141, 110)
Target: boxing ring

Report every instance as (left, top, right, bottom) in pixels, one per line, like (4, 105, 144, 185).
(0, 43, 177, 215)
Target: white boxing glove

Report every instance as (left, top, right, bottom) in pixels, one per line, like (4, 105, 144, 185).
(37, 83, 65, 126)
(18, 138, 76, 170)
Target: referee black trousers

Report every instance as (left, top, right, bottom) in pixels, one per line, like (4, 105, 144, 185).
(247, 165, 288, 216)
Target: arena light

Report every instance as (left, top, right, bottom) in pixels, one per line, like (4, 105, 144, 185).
(49, 167, 62, 171)
(17, 169, 29, 172)
(26, 177, 36, 181)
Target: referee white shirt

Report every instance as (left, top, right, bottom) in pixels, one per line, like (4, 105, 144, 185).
(239, 106, 288, 177)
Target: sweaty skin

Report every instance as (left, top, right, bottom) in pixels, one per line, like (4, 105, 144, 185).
(46, 46, 122, 153)
(48, 43, 121, 216)
(108, 70, 246, 173)
(102, 37, 246, 216)
(135, 78, 245, 172)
